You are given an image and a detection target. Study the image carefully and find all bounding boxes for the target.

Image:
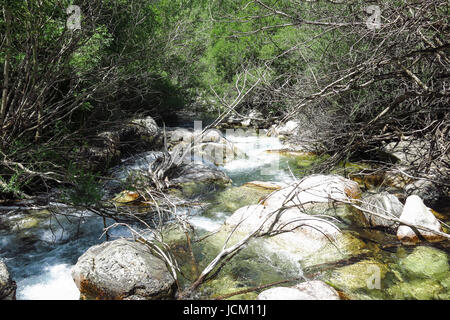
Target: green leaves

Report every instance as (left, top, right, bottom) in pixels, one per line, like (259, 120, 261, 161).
(64, 164, 103, 206)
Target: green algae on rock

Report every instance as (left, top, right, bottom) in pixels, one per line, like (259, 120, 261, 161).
(323, 259, 389, 300)
(398, 246, 449, 280)
(387, 278, 447, 300)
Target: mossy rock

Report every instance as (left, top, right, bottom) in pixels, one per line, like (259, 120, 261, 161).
(204, 185, 274, 215)
(398, 246, 449, 280)
(8, 209, 51, 231)
(387, 279, 446, 300)
(285, 153, 329, 177)
(201, 275, 258, 300)
(176, 180, 230, 198)
(11, 217, 40, 230)
(112, 190, 140, 203)
(323, 259, 389, 300)
(301, 232, 368, 269)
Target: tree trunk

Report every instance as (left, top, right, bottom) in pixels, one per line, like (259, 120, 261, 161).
(0, 6, 11, 129)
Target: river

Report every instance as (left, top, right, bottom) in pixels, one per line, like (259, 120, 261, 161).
(0, 129, 449, 300)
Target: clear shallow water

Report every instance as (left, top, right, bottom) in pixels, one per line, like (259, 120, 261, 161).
(221, 132, 296, 185)
(0, 131, 293, 300)
(1, 130, 448, 300)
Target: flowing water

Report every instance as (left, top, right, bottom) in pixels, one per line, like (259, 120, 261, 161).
(0, 129, 448, 300)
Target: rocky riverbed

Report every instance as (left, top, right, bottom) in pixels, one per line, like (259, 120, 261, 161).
(0, 117, 449, 300)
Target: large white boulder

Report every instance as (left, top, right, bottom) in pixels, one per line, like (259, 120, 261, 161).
(397, 195, 445, 245)
(72, 239, 176, 300)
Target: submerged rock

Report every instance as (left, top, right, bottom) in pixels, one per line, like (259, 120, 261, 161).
(268, 120, 300, 138)
(387, 278, 448, 300)
(205, 185, 275, 214)
(399, 246, 449, 280)
(72, 239, 176, 300)
(223, 204, 366, 268)
(361, 192, 403, 228)
(397, 195, 445, 244)
(258, 281, 340, 300)
(324, 259, 388, 300)
(0, 260, 16, 300)
(167, 127, 246, 166)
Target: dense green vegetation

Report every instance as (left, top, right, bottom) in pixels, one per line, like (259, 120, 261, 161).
(0, 0, 448, 200)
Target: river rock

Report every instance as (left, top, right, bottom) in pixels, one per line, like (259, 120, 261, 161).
(262, 174, 361, 209)
(387, 278, 448, 300)
(72, 238, 176, 300)
(397, 195, 445, 244)
(171, 141, 246, 167)
(224, 204, 366, 267)
(268, 120, 300, 137)
(225, 205, 340, 238)
(383, 137, 430, 166)
(205, 185, 275, 214)
(80, 116, 162, 171)
(399, 246, 449, 280)
(258, 281, 340, 300)
(0, 260, 16, 300)
(167, 127, 225, 145)
(324, 259, 388, 300)
(167, 127, 246, 166)
(240, 109, 265, 128)
(360, 192, 403, 228)
(170, 162, 231, 186)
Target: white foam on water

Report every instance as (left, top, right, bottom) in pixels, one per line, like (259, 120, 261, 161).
(17, 264, 80, 300)
(189, 216, 223, 232)
(223, 135, 281, 171)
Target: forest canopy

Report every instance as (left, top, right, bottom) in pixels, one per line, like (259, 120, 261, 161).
(0, 0, 448, 200)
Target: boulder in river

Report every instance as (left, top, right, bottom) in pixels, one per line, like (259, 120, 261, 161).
(399, 246, 449, 280)
(118, 116, 162, 153)
(387, 246, 450, 300)
(268, 120, 300, 137)
(258, 280, 340, 300)
(262, 174, 361, 209)
(360, 192, 403, 228)
(168, 128, 246, 166)
(80, 116, 162, 171)
(223, 204, 366, 268)
(72, 238, 176, 300)
(323, 259, 389, 300)
(0, 259, 16, 300)
(204, 184, 276, 215)
(397, 195, 445, 245)
(169, 162, 231, 197)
